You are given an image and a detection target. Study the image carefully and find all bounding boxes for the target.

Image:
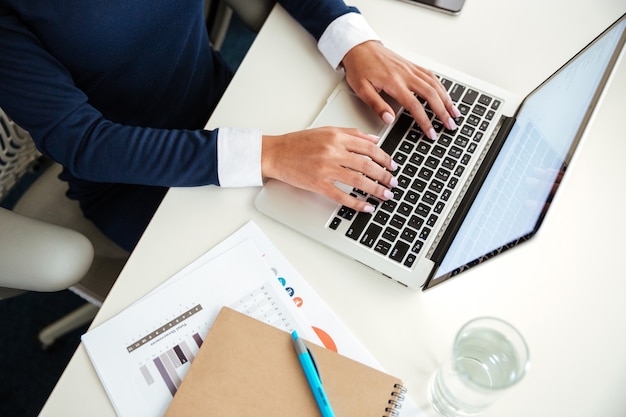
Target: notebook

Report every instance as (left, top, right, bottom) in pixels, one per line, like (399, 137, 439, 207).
(164, 307, 407, 417)
(255, 14, 626, 290)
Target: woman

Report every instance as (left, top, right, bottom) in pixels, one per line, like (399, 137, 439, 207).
(0, 0, 459, 251)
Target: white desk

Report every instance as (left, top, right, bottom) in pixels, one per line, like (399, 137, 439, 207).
(41, 1, 626, 416)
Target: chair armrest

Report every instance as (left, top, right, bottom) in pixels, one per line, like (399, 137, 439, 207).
(224, 0, 275, 32)
(0, 208, 94, 292)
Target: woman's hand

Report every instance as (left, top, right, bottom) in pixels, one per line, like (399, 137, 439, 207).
(341, 40, 461, 140)
(261, 127, 398, 213)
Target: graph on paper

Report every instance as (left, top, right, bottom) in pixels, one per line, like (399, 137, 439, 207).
(128, 281, 302, 399)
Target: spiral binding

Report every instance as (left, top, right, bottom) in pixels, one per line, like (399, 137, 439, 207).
(384, 383, 408, 417)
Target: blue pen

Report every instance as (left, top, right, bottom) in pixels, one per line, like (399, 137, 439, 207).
(291, 331, 336, 417)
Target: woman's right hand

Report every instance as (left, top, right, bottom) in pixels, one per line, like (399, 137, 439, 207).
(261, 126, 399, 213)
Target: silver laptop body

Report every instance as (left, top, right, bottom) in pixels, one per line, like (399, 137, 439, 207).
(256, 15, 626, 290)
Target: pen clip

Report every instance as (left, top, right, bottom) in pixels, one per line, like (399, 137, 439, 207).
(306, 346, 322, 381)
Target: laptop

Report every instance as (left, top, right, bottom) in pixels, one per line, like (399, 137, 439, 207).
(255, 14, 626, 290)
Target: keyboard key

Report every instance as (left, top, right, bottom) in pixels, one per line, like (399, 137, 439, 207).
(329, 217, 341, 230)
(461, 125, 475, 137)
(467, 114, 481, 126)
(404, 253, 416, 268)
(390, 241, 410, 262)
(390, 214, 406, 229)
(432, 145, 446, 158)
(408, 215, 424, 229)
(425, 156, 440, 169)
(409, 152, 424, 166)
(398, 202, 412, 216)
(416, 203, 430, 218)
(449, 146, 463, 159)
(478, 94, 492, 106)
(405, 190, 420, 204)
(397, 175, 411, 189)
(392, 188, 404, 200)
(401, 228, 417, 242)
(338, 206, 356, 220)
(381, 112, 413, 153)
(429, 179, 444, 193)
(472, 104, 486, 116)
(374, 239, 391, 255)
(462, 89, 479, 105)
(403, 163, 419, 177)
(450, 84, 466, 102)
(393, 152, 408, 165)
(406, 129, 421, 142)
(416, 142, 431, 154)
(442, 157, 457, 170)
(422, 191, 437, 205)
(411, 241, 423, 254)
(418, 167, 433, 181)
(400, 141, 413, 153)
(435, 168, 451, 182)
(373, 210, 390, 225)
(346, 211, 371, 240)
(381, 199, 397, 212)
(458, 103, 471, 115)
(383, 227, 399, 241)
(438, 135, 453, 147)
(360, 223, 382, 248)
(454, 136, 469, 148)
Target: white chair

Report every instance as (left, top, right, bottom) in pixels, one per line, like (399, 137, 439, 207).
(0, 107, 129, 349)
(206, 0, 276, 49)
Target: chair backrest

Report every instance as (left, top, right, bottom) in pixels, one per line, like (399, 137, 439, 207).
(0, 107, 41, 202)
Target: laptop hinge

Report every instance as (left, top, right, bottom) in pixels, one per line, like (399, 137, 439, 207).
(429, 115, 516, 266)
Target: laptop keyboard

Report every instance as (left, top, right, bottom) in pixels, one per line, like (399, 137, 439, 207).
(328, 78, 501, 269)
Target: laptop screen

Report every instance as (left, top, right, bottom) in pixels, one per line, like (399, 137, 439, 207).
(431, 15, 626, 285)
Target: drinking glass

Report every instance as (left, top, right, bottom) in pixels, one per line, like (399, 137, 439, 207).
(428, 317, 530, 417)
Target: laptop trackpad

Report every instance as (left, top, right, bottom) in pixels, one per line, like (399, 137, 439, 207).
(310, 87, 390, 136)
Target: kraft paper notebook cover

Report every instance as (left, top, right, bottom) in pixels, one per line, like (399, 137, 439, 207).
(164, 307, 407, 417)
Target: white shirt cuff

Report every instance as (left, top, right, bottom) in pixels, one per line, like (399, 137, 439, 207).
(318, 12, 381, 70)
(217, 127, 263, 187)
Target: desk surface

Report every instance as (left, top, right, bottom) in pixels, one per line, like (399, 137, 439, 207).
(41, 1, 626, 416)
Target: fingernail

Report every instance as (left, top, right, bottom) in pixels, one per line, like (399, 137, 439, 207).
(428, 128, 438, 140)
(390, 161, 399, 171)
(447, 117, 458, 131)
(389, 176, 398, 188)
(383, 189, 395, 200)
(382, 112, 395, 125)
(452, 105, 462, 118)
(363, 204, 375, 213)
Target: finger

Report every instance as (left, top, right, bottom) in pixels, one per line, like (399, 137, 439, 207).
(322, 181, 377, 213)
(342, 150, 397, 189)
(331, 168, 395, 211)
(409, 67, 461, 131)
(349, 79, 397, 125)
(343, 130, 398, 174)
